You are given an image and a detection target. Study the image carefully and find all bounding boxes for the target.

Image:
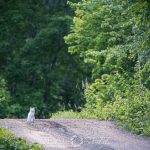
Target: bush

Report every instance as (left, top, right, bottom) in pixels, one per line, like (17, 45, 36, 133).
(51, 109, 98, 119)
(51, 110, 81, 119)
(0, 127, 42, 150)
(84, 73, 150, 136)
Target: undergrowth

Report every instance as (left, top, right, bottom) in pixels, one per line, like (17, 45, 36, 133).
(0, 127, 42, 150)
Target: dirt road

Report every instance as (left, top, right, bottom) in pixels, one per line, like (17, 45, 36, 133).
(0, 119, 150, 150)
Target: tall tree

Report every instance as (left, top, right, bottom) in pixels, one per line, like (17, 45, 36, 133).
(65, 0, 150, 135)
(0, 0, 84, 118)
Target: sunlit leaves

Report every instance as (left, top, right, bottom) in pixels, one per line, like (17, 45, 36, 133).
(65, 0, 150, 136)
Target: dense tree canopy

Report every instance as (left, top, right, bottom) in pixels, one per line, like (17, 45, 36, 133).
(65, 0, 150, 136)
(0, 0, 149, 136)
(0, 0, 85, 118)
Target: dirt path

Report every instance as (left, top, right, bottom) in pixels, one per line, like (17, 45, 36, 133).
(0, 119, 150, 150)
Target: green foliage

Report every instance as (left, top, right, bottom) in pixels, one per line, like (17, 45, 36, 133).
(0, 0, 84, 118)
(65, 0, 150, 136)
(0, 77, 10, 118)
(51, 109, 97, 119)
(0, 0, 149, 137)
(51, 110, 81, 119)
(0, 127, 42, 150)
(84, 74, 150, 136)
(8, 104, 23, 118)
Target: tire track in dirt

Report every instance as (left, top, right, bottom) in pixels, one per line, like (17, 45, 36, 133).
(0, 119, 150, 150)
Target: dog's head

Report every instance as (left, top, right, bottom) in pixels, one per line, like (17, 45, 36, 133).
(30, 107, 35, 113)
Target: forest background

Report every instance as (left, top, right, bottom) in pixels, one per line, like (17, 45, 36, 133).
(0, 0, 149, 136)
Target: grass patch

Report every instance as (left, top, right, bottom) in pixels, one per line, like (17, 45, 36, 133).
(51, 110, 81, 119)
(51, 110, 97, 119)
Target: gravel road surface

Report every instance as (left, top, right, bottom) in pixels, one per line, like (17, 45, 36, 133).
(0, 119, 150, 150)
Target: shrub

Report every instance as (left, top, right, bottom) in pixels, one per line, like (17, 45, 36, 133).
(51, 110, 81, 119)
(84, 73, 150, 136)
(0, 127, 42, 150)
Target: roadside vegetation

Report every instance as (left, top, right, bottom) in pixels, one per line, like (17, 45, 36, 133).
(0, 0, 149, 137)
(0, 127, 42, 150)
(64, 0, 150, 137)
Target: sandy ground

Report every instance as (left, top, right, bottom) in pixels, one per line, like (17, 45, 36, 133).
(0, 119, 150, 150)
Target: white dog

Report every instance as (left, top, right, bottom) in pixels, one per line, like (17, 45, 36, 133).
(27, 107, 35, 123)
